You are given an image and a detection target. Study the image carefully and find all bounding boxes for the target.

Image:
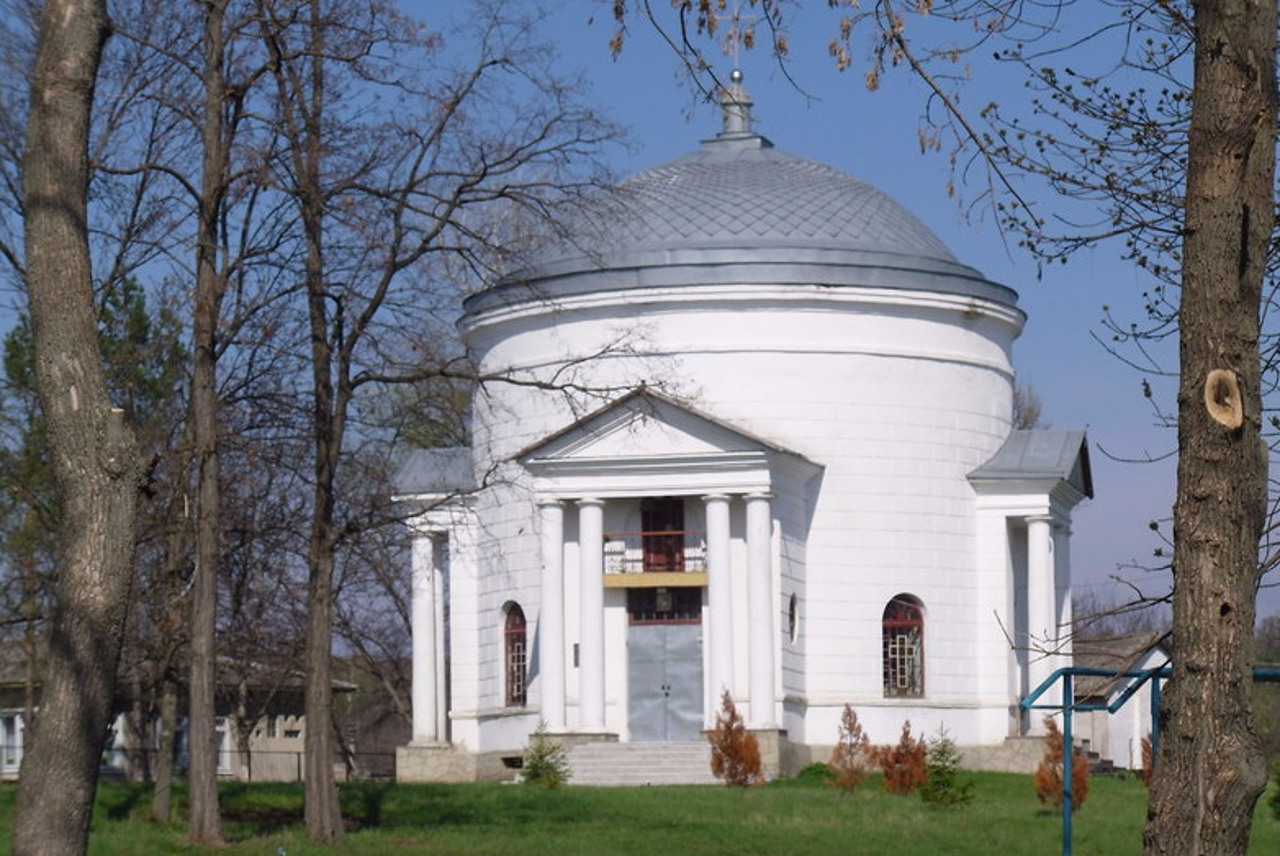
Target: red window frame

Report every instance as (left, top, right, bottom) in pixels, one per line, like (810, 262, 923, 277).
(882, 595, 924, 698)
(505, 604, 527, 707)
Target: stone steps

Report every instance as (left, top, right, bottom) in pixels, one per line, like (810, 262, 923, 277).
(566, 741, 719, 787)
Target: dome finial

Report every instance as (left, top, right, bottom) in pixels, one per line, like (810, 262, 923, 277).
(719, 68, 753, 137)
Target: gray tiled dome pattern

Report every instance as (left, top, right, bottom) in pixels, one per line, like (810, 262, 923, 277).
(599, 143, 957, 261)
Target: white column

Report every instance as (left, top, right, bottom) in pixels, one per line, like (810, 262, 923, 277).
(577, 498, 606, 732)
(432, 535, 449, 742)
(746, 493, 775, 728)
(1026, 515, 1057, 716)
(704, 494, 733, 713)
(539, 500, 566, 732)
(1053, 523, 1073, 677)
(411, 530, 441, 744)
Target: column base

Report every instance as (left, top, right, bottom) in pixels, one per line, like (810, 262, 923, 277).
(750, 728, 784, 779)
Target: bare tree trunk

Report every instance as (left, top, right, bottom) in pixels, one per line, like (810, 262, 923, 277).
(21, 506, 39, 732)
(234, 678, 253, 782)
(149, 670, 178, 824)
(1144, 0, 1277, 853)
(299, 108, 344, 848)
(124, 661, 147, 782)
(152, 369, 196, 824)
(258, 0, 344, 839)
(187, 0, 231, 845)
(13, 0, 142, 853)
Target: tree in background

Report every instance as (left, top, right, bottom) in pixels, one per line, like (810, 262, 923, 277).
(255, 0, 613, 838)
(1071, 589, 1170, 642)
(0, 0, 615, 844)
(1, 278, 186, 790)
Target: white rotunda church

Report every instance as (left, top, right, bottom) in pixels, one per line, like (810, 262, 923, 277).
(394, 75, 1092, 782)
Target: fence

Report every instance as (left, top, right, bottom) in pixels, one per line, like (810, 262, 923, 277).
(0, 746, 400, 783)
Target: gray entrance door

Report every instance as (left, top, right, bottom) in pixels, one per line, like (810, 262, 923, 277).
(628, 623, 704, 742)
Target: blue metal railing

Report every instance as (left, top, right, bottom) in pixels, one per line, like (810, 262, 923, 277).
(1020, 665, 1280, 856)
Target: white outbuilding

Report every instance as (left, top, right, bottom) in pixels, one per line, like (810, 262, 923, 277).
(394, 76, 1093, 782)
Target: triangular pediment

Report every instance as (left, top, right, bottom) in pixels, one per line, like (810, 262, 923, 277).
(519, 389, 821, 498)
(522, 389, 792, 463)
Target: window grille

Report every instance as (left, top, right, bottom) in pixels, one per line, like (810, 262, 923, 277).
(627, 586, 702, 624)
(505, 604, 528, 707)
(883, 595, 925, 697)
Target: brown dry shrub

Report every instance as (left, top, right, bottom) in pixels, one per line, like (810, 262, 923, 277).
(827, 704, 871, 792)
(1033, 716, 1089, 811)
(1139, 733, 1153, 787)
(708, 690, 763, 786)
(873, 720, 928, 795)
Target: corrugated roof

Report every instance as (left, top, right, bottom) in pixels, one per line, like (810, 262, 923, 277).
(969, 429, 1094, 498)
(392, 447, 475, 496)
(1073, 631, 1169, 700)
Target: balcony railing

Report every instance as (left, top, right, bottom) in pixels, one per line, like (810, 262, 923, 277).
(603, 530, 707, 574)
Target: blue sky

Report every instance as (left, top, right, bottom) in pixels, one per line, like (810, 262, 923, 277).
(498, 2, 1191, 615)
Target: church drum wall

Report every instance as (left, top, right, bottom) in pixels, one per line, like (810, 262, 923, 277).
(459, 281, 1020, 754)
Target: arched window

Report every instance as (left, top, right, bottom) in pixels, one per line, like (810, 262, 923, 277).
(504, 604, 528, 707)
(883, 595, 924, 698)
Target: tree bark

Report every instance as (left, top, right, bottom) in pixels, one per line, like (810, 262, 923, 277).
(187, 0, 232, 845)
(13, 0, 142, 853)
(1144, 0, 1277, 853)
(149, 669, 178, 824)
(297, 8, 344, 834)
(258, 0, 344, 839)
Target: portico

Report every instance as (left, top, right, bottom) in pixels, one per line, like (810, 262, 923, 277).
(521, 389, 821, 740)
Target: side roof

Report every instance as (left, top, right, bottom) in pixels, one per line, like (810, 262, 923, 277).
(392, 447, 475, 497)
(968, 429, 1094, 499)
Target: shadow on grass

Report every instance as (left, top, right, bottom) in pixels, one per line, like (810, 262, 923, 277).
(341, 781, 393, 830)
(96, 782, 150, 821)
(219, 781, 303, 837)
(216, 780, 552, 837)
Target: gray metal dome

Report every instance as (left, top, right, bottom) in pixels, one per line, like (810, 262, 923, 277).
(500, 132, 962, 283)
(468, 81, 1018, 315)
(598, 135, 957, 263)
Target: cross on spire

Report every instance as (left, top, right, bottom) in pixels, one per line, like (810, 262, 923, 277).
(718, 0, 757, 137)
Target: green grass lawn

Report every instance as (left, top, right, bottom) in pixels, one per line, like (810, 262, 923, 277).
(1, 771, 1278, 856)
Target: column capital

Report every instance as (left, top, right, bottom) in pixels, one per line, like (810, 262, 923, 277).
(745, 491, 774, 502)
(536, 496, 564, 509)
(576, 497, 604, 509)
(703, 492, 731, 503)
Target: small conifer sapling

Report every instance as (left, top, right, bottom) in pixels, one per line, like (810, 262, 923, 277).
(708, 690, 763, 786)
(522, 721, 570, 788)
(827, 704, 871, 792)
(919, 727, 974, 807)
(1033, 716, 1088, 812)
(874, 721, 928, 795)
